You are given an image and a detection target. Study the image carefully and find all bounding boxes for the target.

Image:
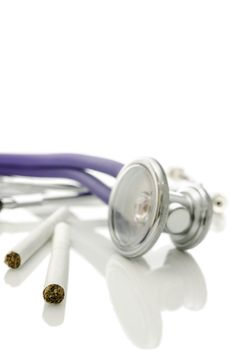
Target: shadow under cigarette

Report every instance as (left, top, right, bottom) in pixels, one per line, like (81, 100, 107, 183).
(42, 299, 67, 327)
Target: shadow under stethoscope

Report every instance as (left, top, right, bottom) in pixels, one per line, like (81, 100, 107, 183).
(70, 220, 208, 349)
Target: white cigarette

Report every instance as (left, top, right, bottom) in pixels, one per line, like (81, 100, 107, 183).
(4, 207, 68, 269)
(43, 222, 70, 304)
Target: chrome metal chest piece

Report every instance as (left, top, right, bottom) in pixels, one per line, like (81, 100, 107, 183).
(0, 153, 224, 260)
(108, 158, 221, 258)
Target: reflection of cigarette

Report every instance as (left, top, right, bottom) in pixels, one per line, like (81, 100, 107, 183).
(4, 207, 68, 269)
(43, 222, 70, 304)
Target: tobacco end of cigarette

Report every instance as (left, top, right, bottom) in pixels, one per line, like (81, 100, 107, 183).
(4, 251, 21, 269)
(43, 284, 65, 304)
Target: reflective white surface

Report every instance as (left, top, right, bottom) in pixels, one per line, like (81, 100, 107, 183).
(0, 196, 231, 349)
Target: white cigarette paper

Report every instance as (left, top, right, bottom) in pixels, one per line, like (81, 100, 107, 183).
(43, 222, 70, 304)
(4, 207, 68, 269)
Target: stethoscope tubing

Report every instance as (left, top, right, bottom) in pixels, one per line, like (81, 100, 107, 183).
(0, 154, 123, 178)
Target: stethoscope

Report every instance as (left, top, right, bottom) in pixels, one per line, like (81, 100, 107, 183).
(0, 153, 225, 258)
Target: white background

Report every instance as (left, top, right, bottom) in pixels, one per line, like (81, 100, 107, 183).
(0, 1, 231, 349)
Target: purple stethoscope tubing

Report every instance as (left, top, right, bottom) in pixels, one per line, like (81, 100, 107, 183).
(0, 154, 123, 177)
(0, 154, 124, 203)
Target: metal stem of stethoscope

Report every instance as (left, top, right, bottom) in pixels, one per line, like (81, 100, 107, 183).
(0, 183, 89, 211)
(0, 176, 83, 194)
(157, 190, 223, 236)
(165, 191, 192, 234)
(164, 169, 226, 244)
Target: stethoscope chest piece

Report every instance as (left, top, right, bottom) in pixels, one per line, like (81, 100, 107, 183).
(108, 158, 169, 258)
(108, 158, 214, 258)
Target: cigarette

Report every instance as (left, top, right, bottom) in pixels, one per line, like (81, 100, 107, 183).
(43, 222, 70, 304)
(4, 207, 68, 269)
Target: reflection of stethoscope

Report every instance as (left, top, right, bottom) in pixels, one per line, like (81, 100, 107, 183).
(69, 221, 207, 349)
(0, 153, 225, 258)
(106, 250, 207, 349)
